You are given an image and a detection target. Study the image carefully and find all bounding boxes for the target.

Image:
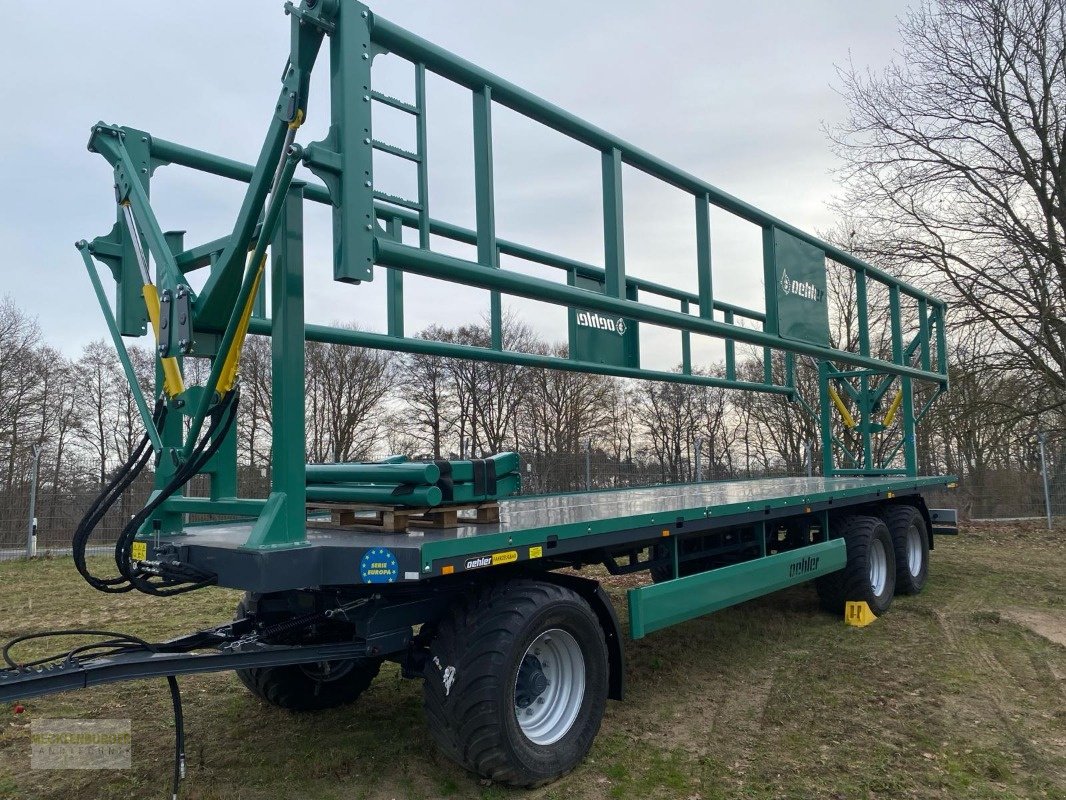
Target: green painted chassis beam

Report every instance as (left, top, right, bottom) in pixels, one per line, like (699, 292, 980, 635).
(627, 538, 846, 639)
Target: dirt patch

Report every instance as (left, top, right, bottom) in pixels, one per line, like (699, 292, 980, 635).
(1000, 607, 1066, 648)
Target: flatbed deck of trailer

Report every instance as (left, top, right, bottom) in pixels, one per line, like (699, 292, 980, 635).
(165, 475, 952, 592)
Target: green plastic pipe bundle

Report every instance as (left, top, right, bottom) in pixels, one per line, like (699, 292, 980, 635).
(442, 453, 520, 482)
(304, 452, 521, 508)
(441, 474, 521, 503)
(305, 483, 443, 506)
(306, 462, 440, 485)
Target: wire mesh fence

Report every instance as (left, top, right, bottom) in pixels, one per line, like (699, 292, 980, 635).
(1, 446, 1061, 562)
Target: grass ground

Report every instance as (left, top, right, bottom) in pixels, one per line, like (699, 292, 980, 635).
(0, 522, 1063, 800)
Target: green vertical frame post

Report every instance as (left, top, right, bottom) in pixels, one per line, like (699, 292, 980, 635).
(323, 0, 374, 284)
(385, 216, 404, 336)
(761, 225, 778, 337)
(934, 303, 948, 377)
(760, 225, 778, 388)
(415, 63, 431, 249)
(473, 85, 502, 350)
(694, 193, 713, 318)
(602, 148, 626, 300)
(724, 310, 736, 381)
(245, 185, 307, 549)
(917, 297, 931, 372)
(680, 299, 692, 374)
(889, 285, 903, 365)
(901, 376, 918, 475)
(855, 270, 873, 469)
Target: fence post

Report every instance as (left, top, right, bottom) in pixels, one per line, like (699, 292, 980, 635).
(26, 443, 41, 558)
(585, 439, 592, 492)
(805, 441, 813, 477)
(695, 438, 703, 482)
(1038, 432, 1052, 530)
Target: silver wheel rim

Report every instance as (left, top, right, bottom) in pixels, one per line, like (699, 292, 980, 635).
(514, 629, 585, 746)
(869, 538, 888, 596)
(906, 526, 923, 577)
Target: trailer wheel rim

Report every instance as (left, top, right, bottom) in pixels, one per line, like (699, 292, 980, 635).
(869, 537, 888, 596)
(906, 526, 923, 576)
(514, 629, 585, 746)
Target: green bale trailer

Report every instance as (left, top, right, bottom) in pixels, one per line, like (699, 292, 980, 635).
(1, 2, 956, 795)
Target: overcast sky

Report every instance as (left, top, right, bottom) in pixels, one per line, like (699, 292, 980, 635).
(1, 1, 913, 370)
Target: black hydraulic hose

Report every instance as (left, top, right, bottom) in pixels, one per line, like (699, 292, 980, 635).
(1, 630, 188, 800)
(73, 387, 238, 597)
(2, 629, 154, 670)
(116, 388, 240, 596)
(72, 398, 167, 593)
(167, 676, 185, 800)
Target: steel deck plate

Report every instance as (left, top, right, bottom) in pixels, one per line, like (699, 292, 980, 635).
(164, 475, 952, 592)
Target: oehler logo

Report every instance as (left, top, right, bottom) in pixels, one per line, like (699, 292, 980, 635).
(779, 269, 824, 302)
(788, 555, 820, 578)
(465, 556, 492, 570)
(575, 311, 627, 336)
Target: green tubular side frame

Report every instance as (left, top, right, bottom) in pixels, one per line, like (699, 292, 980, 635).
(78, 0, 951, 552)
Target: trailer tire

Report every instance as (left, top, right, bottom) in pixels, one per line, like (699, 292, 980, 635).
(422, 579, 609, 787)
(882, 504, 929, 595)
(233, 597, 381, 712)
(815, 515, 896, 617)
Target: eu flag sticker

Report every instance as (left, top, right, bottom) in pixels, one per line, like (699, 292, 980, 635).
(360, 547, 399, 584)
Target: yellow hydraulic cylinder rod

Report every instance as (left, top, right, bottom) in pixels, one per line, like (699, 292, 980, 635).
(216, 254, 265, 396)
(120, 202, 184, 397)
(214, 112, 304, 398)
(828, 384, 856, 429)
(882, 390, 903, 427)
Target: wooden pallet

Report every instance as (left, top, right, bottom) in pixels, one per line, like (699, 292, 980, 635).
(307, 500, 501, 532)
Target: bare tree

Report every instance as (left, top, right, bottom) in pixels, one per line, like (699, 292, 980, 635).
(305, 330, 393, 462)
(237, 336, 273, 468)
(440, 315, 535, 457)
(831, 0, 1066, 408)
(400, 326, 456, 459)
(0, 299, 44, 491)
